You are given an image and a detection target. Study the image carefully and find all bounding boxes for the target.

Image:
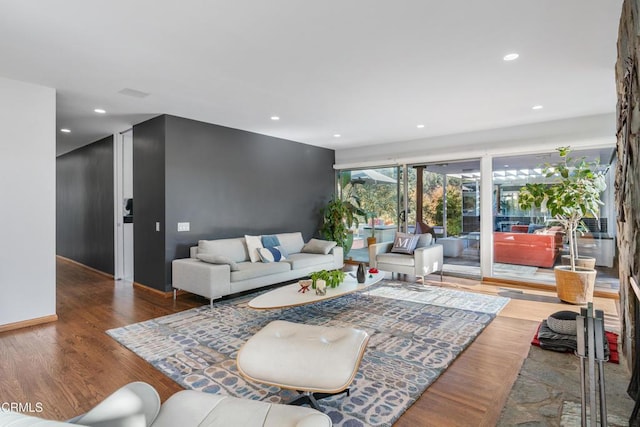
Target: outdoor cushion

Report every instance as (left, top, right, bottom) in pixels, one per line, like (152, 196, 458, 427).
(230, 261, 290, 282)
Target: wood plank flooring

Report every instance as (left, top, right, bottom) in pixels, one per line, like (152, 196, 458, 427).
(0, 258, 620, 426)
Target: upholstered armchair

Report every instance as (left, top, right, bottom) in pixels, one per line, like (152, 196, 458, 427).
(368, 233, 444, 282)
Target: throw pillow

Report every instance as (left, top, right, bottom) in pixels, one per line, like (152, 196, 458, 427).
(244, 235, 263, 263)
(261, 235, 281, 249)
(391, 232, 419, 254)
(301, 238, 337, 255)
(274, 244, 289, 258)
(258, 247, 285, 263)
(415, 233, 433, 248)
(196, 253, 240, 271)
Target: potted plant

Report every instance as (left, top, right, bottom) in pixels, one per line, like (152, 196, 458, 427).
(518, 146, 607, 304)
(310, 269, 346, 289)
(319, 198, 359, 253)
(320, 172, 368, 255)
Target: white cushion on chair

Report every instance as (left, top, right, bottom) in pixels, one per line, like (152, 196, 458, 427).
(237, 320, 369, 393)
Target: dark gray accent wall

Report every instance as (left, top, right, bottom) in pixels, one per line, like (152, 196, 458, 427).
(133, 114, 335, 292)
(132, 115, 166, 290)
(56, 136, 114, 274)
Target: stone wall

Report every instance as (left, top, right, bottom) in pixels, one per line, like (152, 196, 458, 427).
(615, 0, 640, 371)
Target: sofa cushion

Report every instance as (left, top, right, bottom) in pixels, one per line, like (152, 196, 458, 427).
(301, 238, 337, 255)
(230, 261, 291, 282)
(258, 247, 286, 263)
(391, 232, 419, 254)
(275, 232, 305, 254)
(285, 253, 334, 270)
(377, 252, 416, 267)
(245, 235, 263, 263)
(197, 254, 240, 271)
(415, 233, 433, 248)
(198, 238, 248, 263)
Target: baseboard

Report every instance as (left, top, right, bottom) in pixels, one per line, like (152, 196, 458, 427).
(56, 255, 114, 279)
(0, 314, 58, 333)
(482, 276, 619, 300)
(132, 282, 175, 298)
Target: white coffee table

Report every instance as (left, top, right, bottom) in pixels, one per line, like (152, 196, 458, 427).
(248, 271, 385, 310)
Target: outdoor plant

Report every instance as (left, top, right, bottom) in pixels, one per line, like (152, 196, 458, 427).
(517, 146, 607, 271)
(310, 269, 346, 288)
(320, 171, 369, 250)
(319, 198, 359, 249)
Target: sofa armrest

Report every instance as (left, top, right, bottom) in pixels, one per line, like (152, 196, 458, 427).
(172, 259, 231, 299)
(414, 244, 444, 277)
(368, 242, 394, 268)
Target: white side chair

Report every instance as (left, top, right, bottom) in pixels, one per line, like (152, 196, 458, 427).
(369, 238, 444, 283)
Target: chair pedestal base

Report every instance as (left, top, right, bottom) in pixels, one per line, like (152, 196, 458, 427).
(289, 389, 350, 411)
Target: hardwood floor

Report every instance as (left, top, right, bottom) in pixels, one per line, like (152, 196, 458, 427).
(0, 258, 620, 425)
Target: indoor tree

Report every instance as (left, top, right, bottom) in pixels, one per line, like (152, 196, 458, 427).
(517, 146, 607, 271)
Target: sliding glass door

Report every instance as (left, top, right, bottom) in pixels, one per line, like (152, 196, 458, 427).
(490, 147, 618, 294)
(337, 167, 399, 262)
(410, 161, 481, 278)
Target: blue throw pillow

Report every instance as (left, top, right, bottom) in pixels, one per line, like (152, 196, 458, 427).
(261, 235, 281, 248)
(258, 247, 285, 262)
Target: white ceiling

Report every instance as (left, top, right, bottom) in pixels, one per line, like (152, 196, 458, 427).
(0, 0, 623, 156)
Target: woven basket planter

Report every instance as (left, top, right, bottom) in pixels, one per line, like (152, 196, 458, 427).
(560, 255, 596, 270)
(554, 266, 597, 305)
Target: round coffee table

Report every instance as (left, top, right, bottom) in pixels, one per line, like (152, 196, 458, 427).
(248, 270, 385, 309)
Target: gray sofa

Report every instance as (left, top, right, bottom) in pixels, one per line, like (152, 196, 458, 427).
(172, 232, 343, 306)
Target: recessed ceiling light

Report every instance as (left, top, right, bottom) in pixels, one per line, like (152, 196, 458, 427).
(94, 108, 106, 114)
(503, 53, 519, 61)
(416, 124, 425, 128)
(504, 164, 509, 168)
(60, 128, 71, 133)
(532, 105, 543, 110)
(333, 134, 341, 138)
(270, 116, 280, 121)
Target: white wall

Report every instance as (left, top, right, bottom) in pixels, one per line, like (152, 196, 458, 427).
(335, 113, 616, 169)
(0, 76, 56, 326)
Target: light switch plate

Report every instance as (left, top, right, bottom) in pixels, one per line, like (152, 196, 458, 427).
(177, 222, 190, 232)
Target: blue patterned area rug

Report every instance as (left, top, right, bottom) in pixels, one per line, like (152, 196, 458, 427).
(107, 280, 509, 426)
